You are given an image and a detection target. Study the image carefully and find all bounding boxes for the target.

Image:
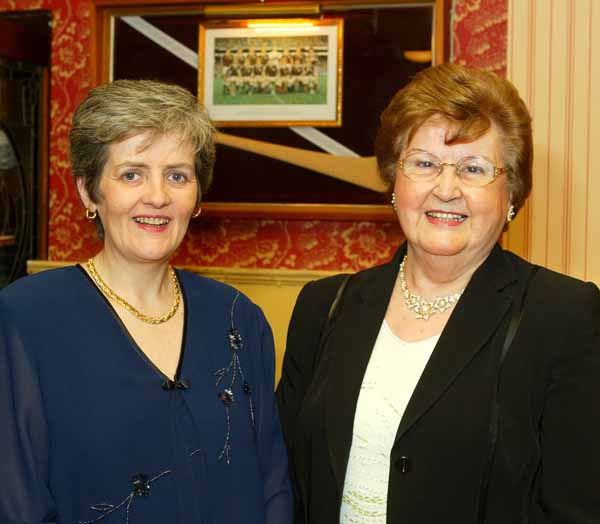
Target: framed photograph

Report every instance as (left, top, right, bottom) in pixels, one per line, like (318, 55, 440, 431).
(198, 18, 343, 127)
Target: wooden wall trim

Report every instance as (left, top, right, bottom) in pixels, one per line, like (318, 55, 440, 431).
(27, 259, 339, 285)
(202, 202, 396, 221)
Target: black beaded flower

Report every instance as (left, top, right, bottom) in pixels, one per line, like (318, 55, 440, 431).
(228, 327, 243, 351)
(218, 388, 235, 407)
(78, 470, 171, 523)
(130, 474, 150, 496)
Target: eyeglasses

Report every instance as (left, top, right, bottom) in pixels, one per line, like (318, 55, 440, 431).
(398, 151, 506, 187)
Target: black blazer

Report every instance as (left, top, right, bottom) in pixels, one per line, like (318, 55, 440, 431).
(277, 244, 600, 524)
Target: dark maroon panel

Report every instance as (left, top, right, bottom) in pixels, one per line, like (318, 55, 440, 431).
(0, 11, 51, 66)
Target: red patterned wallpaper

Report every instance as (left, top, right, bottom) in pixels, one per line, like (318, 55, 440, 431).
(0, 0, 94, 260)
(181, 219, 401, 271)
(0, 0, 507, 271)
(452, 0, 508, 75)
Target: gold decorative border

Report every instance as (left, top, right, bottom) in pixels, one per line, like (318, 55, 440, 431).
(203, 3, 321, 18)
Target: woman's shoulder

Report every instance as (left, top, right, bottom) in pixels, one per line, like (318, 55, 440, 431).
(0, 266, 83, 306)
(296, 257, 392, 306)
(176, 269, 247, 300)
(176, 269, 261, 317)
(297, 273, 353, 302)
(503, 249, 599, 302)
(502, 250, 600, 341)
(0, 266, 86, 331)
(291, 265, 387, 325)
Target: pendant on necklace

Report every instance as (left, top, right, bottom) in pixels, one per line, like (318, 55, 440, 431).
(399, 255, 463, 321)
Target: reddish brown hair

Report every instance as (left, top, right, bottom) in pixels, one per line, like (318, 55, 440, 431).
(374, 63, 532, 213)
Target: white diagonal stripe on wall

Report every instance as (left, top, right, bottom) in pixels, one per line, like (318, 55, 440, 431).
(121, 16, 198, 68)
(289, 127, 359, 157)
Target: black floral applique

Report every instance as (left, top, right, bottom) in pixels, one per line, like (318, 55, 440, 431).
(213, 292, 256, 464)
(79, 294, 257, 523)
(78, 470, 171, 524)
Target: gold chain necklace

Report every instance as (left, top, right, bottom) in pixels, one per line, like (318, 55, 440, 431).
(399, 255, 463, 321)
(86, 258, 180, 324)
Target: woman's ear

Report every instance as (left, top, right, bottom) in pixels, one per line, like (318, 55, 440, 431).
(196, 179, 202, 205)
(75, 177, 94, 211)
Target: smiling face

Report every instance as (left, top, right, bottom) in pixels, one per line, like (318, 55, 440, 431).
(394, 116, 510, 269)
(77, 132, 198, 265)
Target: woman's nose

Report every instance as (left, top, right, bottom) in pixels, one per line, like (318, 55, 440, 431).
(143, 177, 170, 207)
(433, 163, 462, 200)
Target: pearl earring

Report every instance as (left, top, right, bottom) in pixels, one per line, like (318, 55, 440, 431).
(506, 205, 515, 223)
(391, 193, 397, 212)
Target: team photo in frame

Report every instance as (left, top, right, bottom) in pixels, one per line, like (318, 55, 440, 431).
(198, 18, 344, 127)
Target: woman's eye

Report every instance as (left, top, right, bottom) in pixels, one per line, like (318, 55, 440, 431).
(121, 171, 140, 182)
(168, 172, 189, 183)
(462, 164, 486, 175)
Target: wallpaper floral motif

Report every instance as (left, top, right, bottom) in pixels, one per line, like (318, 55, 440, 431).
(0, 0, 507, 271)
(1, 0, 94, 260)
(181, 219, 400, 271)
(452, 0, 508, 75)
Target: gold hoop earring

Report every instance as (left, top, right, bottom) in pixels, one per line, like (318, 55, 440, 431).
(85, 208, 97, 220)
(506, 205, 515, 223)
(391, 193, 397, 212)
(192, 207, 202, 218)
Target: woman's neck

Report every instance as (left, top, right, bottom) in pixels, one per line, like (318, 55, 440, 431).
(92, 249, 173, 308)
(403, 247, 485, 299)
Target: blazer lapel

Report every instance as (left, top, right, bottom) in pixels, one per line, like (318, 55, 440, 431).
(394, 245, 517, 443)
(325, 246, 406, 492)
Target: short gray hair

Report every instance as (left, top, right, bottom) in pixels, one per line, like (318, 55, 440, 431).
(70, 79, 216, 236)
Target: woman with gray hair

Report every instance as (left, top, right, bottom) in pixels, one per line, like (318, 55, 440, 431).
(0, 80, 292, 524)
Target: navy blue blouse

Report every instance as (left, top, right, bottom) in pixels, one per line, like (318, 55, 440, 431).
(0, 266, 292, 524)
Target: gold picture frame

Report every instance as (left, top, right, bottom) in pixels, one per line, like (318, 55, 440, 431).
(198, 18, 343, 127)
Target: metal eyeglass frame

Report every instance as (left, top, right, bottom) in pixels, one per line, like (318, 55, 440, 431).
(398, 153, 506, 187)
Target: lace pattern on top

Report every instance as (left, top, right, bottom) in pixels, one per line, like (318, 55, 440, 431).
(340, 321, 439, 524)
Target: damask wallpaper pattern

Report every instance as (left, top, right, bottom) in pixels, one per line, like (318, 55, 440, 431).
(452, 0, 507, 75)
(0, 0, 507, 271)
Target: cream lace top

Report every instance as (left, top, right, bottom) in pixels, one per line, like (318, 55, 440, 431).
(340, 320, 439, 524)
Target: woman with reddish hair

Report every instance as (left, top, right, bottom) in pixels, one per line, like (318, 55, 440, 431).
(278, 63, 600, 524)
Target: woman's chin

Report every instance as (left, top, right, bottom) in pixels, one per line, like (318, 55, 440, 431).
(129, 234, 186, 263)
(103, 243, 177, 265)
(410, 233, 469, 259)
(136, 244, 179, 262)
(422, 246, 467, 258)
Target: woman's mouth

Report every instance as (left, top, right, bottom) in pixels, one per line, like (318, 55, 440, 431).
(133, 216, 171, 231)
(425, 211, 467, 224)
(134, 217, 170, 226)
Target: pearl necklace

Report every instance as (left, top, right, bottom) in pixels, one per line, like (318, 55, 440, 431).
(86, 258, 180, 324)
(399, 255, 463, 321)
